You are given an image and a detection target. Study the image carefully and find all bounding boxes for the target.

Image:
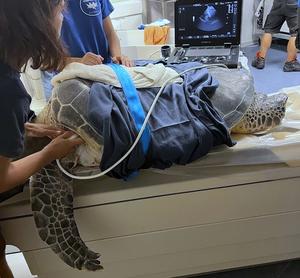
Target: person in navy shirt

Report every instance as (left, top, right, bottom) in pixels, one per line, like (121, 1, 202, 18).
(0, 0, 84, 197)
(0, 0, 83, 274)
(61, 0, 133, 67)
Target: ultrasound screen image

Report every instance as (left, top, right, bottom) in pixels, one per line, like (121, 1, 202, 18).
(198, 5, 223, 32)
(177, 1, 239, 41)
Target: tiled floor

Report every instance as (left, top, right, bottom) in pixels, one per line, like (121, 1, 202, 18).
(190, 259, 300, 278)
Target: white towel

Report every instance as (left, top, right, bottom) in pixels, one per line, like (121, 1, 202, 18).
(52, 63, 183, 88)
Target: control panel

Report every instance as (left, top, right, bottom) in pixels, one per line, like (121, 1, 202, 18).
(168, 46, 240, 68)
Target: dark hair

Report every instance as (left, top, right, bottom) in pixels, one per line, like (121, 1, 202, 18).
(0, 0, 66, 71)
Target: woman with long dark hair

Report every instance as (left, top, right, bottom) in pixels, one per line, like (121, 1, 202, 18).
(0, 1, 83, 275)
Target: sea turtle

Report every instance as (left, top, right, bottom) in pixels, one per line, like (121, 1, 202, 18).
(27, 80, 104, 271)
(207, 67, 288, 134)
(26, 66, 288, 271)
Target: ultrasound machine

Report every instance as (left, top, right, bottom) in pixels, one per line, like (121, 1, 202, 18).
(168, 0, 243, 68)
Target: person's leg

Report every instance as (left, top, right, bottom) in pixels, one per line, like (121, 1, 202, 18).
(258, 33, 273, 58)
(283, 36, 300, 71)
(252, 33, 272, 69)
(252, 1, 284, 69)
(287, 36, 297, 61)
(0, 231, 14, 278)
(282, 3, 300, 71)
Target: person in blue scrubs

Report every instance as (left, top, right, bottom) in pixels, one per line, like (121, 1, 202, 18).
(42, 0, 133, 100)
(61, 0, 133, 67)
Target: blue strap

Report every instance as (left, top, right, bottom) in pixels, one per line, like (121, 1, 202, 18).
(108, 63, 151, 155)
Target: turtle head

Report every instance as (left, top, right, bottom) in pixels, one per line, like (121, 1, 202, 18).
(231, 93, 288, 134)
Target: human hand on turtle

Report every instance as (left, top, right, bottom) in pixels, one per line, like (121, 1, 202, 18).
(112, 55, 134, 67)
(25, 123, 64, 139)
(42, 131, 84, 160)
(79, 52, 104, 65)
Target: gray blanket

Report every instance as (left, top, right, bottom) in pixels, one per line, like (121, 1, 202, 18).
(87, 62, 235, 179)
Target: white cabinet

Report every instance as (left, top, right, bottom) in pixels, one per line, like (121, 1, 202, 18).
(111, 0, 143, 31)
(144, 0, 176, 26)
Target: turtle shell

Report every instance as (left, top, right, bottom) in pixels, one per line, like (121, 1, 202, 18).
(208, 67, 255, 129)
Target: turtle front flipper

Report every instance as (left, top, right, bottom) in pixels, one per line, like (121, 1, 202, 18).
(231, 93, 288, 134)
(30, 162, 102, 271)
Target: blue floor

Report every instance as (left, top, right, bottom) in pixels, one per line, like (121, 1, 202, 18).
(242, 44, 300, 94)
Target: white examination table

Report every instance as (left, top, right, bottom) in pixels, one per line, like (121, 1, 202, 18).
(1, 68, 300, 278)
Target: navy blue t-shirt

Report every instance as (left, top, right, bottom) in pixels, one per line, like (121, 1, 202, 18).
(61, 0, 114, 63)
(0, 62, 32, 158)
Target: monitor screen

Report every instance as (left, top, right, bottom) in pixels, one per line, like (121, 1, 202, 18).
(175, 0, 242, 46)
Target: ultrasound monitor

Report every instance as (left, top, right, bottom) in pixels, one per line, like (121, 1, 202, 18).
(175, 0, 242, 47)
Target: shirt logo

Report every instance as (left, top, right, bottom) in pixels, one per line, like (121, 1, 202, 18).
(80, 0, 101, 16)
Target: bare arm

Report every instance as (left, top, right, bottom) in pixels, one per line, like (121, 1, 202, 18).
(103, 16, 122, 57)
(0, 132, 83, 193)
(103, 16, 133, 67)
(64, 17, 132, 66)
(0, 151, 52, 193)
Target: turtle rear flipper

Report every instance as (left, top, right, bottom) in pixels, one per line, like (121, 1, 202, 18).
(231, 93, 288, 134)
(30, 162, 102, 271)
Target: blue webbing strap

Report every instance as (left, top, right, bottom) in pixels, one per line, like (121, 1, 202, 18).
(108, 63, 151, 155)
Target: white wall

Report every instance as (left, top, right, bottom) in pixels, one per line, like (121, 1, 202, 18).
(241, 0, 256, 46)
(111, 0, 143, 31)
